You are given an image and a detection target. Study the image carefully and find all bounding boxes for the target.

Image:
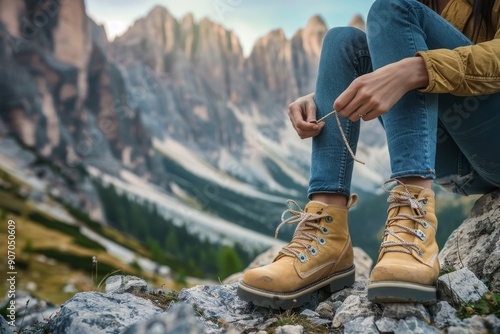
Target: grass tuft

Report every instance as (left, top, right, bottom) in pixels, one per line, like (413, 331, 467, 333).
(266, 310, 328, 334)
(135, 290, 179, 310)
(456, 292, 500, 319)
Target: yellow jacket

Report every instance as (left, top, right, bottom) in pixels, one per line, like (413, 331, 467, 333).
(416, 0, 500, 95)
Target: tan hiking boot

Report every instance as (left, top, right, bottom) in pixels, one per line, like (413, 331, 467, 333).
(237, 195, 358, 309)
(367, 179, 439, 304)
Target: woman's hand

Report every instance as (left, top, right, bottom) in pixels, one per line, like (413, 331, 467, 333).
(288, 92, 325, 139)
(334, 57, 429, 122)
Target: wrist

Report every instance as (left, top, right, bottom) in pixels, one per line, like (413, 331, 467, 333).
(400, 57, 429, 90)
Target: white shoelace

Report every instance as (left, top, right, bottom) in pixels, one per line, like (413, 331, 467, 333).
(380, 180, 430, 255)
(274, 200, 329, 258)
(312, 110, 365, 165)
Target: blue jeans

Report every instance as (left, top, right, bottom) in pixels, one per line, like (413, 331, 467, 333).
(309, 0, 500, 198)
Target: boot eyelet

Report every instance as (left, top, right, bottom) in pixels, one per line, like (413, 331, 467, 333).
(422, 221, 429, 229)
(416, 230, 427, 241)
(298, 253, 308, 263)
(318, 238, 326, 245)
(321, 227, 329, 234)
(421, 198, 429, 206)
(325, 216, 333, 223)
(308, 246, 318, 256)
(417, 250, 423, 257)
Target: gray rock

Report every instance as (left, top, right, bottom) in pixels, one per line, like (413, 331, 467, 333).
(329, 279, 369, 303)
(429, 301, 463, 329)
(123, 303, 205, 334)
(1, 315, 14, 334)
(437, 268, 489, 305)
(275, 325, 304, 334)
(178, 282, 265, 332)
(48, 292, 162, 334)
(447, 315, 492, 334)
(258, 318, 278, 331)
(316, 302, 334, 319)
(439, 190, 500, 291)
(298, 308, 331, 326)
(105, 275, 148, 294)
(382, 303, 430, 324)
(309, 318, 332, 326)
(484, 314, 500, 334)
(353, 247, 373, 280)
(462, 315, 489, 333)
(376, 317, 398, 333)
(395, 316, 440, 334)
(344, 316, 378, 334)
(447, 327, 475, 334)
(5, 290, 60, 329)
(331, 295, 382, 328)
(330, 300, 343, 311)
(300, 309, 319, 318)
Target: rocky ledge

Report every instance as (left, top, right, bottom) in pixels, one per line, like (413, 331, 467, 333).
(3, 191, 500, 334)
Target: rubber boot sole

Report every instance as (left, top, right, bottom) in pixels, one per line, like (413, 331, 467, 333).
(367, 280, 437, 304)
(237, 265, 355, 309)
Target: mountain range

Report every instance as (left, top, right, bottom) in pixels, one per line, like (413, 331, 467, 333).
(0, 1, 472, 294)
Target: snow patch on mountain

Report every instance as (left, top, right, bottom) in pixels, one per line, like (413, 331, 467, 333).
(87, 166, 283, 251)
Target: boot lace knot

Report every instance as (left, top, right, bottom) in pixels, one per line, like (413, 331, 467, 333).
(275, 200, 331, 259)
(381, 180, 430, 256)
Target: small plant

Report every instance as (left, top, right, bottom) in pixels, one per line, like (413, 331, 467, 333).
(136, 290, 179, 310)
(439, 264, 457, 276)
(456, 292, 500, 319)
(266, 310, 328, 334)
(95, 269, 122, 291)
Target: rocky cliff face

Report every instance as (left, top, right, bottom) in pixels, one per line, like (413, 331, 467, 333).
(0, 0, 383, 216)
(0, 0, 165, 210)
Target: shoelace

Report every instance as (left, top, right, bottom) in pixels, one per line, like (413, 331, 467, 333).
(312, 110, 365, 165)
(274, 200, 329, 258)
(380, 179, 430, 255)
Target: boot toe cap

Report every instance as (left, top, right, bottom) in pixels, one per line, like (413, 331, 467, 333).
(370, 261, 437, 286)
(242, 267, 285, 292)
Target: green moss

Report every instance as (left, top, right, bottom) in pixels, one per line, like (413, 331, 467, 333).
(135, 290, 179, 310)
(456, 292, 500, 319)
(266, 311, 328, 334)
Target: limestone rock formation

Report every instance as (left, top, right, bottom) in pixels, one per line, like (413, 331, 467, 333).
(33, 270, 498, 334)
(439, 190, 500, 290)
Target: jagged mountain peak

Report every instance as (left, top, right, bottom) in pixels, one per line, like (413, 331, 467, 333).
(147, 4, 173, 18)
(349, 14, 366, 31)
(305, 15, 328, 31)
(181, 13, 195, 26)
(253, 28, 287, 48)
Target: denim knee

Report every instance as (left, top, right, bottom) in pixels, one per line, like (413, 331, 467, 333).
(321, 27, 367, 60)
(367, 0, 417, 35)
(368, 0, 414, 17)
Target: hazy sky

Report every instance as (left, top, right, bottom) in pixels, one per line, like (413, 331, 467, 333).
(85, 0, 375, 56)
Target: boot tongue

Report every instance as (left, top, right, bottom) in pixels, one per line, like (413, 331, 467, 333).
(304, 201, 327, 214)
(385, 185, 424, 246)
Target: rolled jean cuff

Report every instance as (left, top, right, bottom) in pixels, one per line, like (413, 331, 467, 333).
(307, 188, 350, 200)
(390, 170, 436, 180)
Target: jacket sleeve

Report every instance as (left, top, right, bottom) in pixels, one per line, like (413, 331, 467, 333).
(415, 28, 500, 96)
